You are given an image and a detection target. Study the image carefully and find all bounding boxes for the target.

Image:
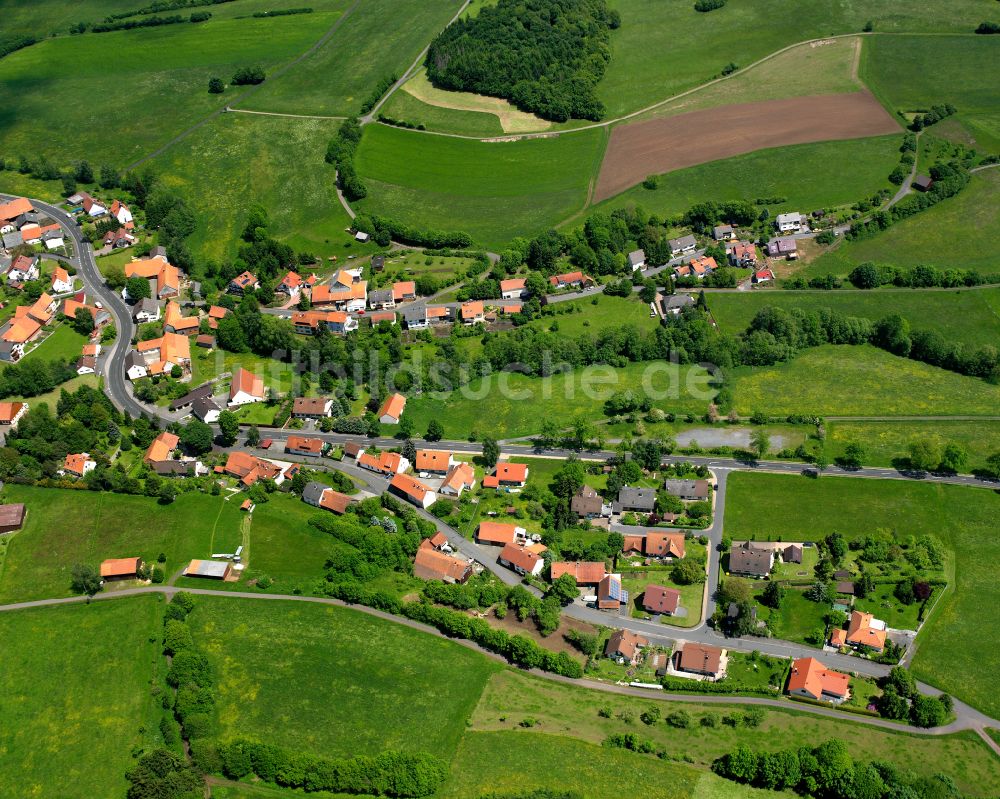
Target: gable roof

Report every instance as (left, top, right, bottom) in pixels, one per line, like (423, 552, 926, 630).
(377, 392, 406, 421)
(415, 449, 452, 472)
(64, 452, 93, 475)
(144, 431, 179, 464)
(788, 657, 850, 699)
(319, 489, 353, 514)
(461, 300, 484, 319)
(476, 521, 520, 545)
(676, 643, 723, 674)
(390, 472, 433, 502)
(493, 462, 528, 483)
(164, 301, 198, 332)
(230, 367, 264, 400)
(0, 197, 33, 222)
(358, 450, 406, 475)
(292, 397, 330, 415)
(846, 611, 886, 650)
(441, 462, 475, 493)
(499, 543, 541, 572)
(100, 557, 141, 578)
(414, 546, 471, 582)
(729, 541, 774, 576)
(605, 629, 647, 660)
(500, 278, 526, 292)
(392, 281, 416, 300)
(644, 532, 686, 559)
(550, 561, 605, 585)
(643, 584, 681, 614)
(286, 435, 324, 454)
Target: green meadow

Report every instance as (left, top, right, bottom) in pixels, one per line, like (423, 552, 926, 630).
(187, 596, 498, 759)
(354, 123, 607, 247)
(0, 596, 163, 799)
(238, 0, 464, 116)
(152, 113, 368, 263)
(708, 287, 1000, 349)
(724, 472, 1000, 718)
(729, 345, 1000, 417)
(588, 136, 900, 224)
(826, 420, 1000, 471)
(526, 294, 660, 338)
(0, 485, 243, 602)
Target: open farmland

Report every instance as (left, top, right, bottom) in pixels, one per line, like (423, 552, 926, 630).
(187, 596, 498, 759)
(708, 287, 1000, 349)
(0, 485, 243, 603)
(354, 123, 607, 247)
(594, 93, 899, 201)
(724, 472, 1000, 720)
(236, 0, 464, 116)
(729, 345, 1000, 417)
(0, 597, 163, 799)
(826, 420, 1000, 472)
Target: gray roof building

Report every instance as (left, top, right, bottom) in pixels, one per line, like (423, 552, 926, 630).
(728, 542, 774, 577)
(2, 231, 23, 249)
(615, 486, 656, 512)
(627, 249, 645, 269)
(663, 479, 709, 500)
(368, 288, 394, 307)
(131, 298, 160, 319)
(660, 294, 694, 314)
(192, 396, 220, 421)
(169, 382, 214, 411)
(302, 481, 328, 506)
(669, 234, 697, 253)
(713, 224, 733, 240)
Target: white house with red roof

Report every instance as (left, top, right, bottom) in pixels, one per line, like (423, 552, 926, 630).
(110, 200, 133, 226)
(277, 271, 303, 298)
(228, 367, 265, 407)
(51, 266, 74, 294)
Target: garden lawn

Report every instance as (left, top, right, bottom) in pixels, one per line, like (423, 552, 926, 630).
(853, 582, 924, 632)
(403, 361, 717, 440)
(527, 294, 660, 338)
(723, 472, 1000, 718)
(5, 374, 100, 409)
(588, 136, 900, 223)
(708, 287, 1000, 350)
(153, 113, 370, 265)
(825, 419, 1000, 473)
(803, 164, 1000, 277)
(0, 596, 164, 799)
(861, 34, 1000, 153)
(771, 546, 819, 583)
(190, 347, 299, 395)
(239, 0, 463, 116)
(728, 344, 1000, 417)
(187, 595, 498, 759)
(464, 669, 1000, 794)
(0, 485, 243, 602)
(753, 586, 828, 647)
(353, 124, 607, 248)
(0, 13, 337, 166)
(17, 322, 88, 366)
(620, 565, 706, 629)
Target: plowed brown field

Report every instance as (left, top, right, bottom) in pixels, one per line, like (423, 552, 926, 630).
(594, 91, 899, 202)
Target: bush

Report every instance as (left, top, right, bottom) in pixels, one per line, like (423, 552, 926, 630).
(232, 65, 266, 85)
(694, 0, 725, 10)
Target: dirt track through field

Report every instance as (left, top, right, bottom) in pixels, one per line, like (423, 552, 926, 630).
(594, 91, 899, 202)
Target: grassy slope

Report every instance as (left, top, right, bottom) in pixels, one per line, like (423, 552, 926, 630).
(0, 597, 163, 799)
(188, 596, 498, 758)
(588, 136, 901, 223)
(729, 344, 1000, 417)
(404, 361, 716, 440)
(0, 485, 243, 602)
(707, 287, 1000, 349)
(238, 0, 463, 116)
(354, 123, 607, 247)
(724, 472, 1000, 719)
(599, 0, 989, 119)
(378, 87, 505, 137)
(525, 294, 660, 338)
(0, 14, 337, 166)
(861, 34, 1000, 153)
(465, 670, 1000, 794)
(803, 168, 1000, 278)
(152, 113, 369, 263)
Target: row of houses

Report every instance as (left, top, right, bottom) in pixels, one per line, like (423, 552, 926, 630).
(0, 197, 66, 252)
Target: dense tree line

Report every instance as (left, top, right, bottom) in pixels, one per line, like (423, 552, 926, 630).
(425, 0, 620, 121)
(91, 13, 207, 33)
(326, 118, 367, 200)
(0, 358, 78, 400)
(253, 7, 313, 17)
(352, 213, 473, 250)
(712, 737, 969, 798)
(909, 104, 956, 132)
(976, 21, 1000, 34)
(847, 262, 1000, 290)
(0, 34, 38, 59)
(360, 74, 399, 114)
(99, 0, 233, 23)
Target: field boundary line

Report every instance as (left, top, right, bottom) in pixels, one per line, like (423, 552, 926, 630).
(224, 108, 347, 121)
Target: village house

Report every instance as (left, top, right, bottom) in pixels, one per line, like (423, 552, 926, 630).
(368, 310, 397, 326)
(548, 271, 593, 290)
(80, 192, 107, 217)
(414, 544, 472, 583)
(143, 430, 180, 468)
(550, 561, 605, 586)
(103, 228, 135, 249)
(6, 255, 39, 286)
(163, 301, 199, 335)
(134, 332, 191, 377)
(498, 542, 544, 577)
(475, 521, 525, 546)
(605, 629, 648, 665)
(291, 309, 358, 335)
(782, 544, 803, 564)
(627, 249, 646, 271)
(775, 212, 804, 233)
(674, 643, 726, 679)
(125, 257, 180, 300)
(392, 281, 416, 303)
(460, 300, 485, 325)
(415, 449, 456, 476)
(184, 560, 233, 580)
(643, 584, 681, 615)
(482, 462, 529, 489)
(669, 234, 697, 256)
(169, 383, 214, 414)
(377, 392, 406, 424)
(101, 557, 143, 581)
(787, 657, 851, 703)
(228, 271, 260, 296)
(389, 473, 436, 509)
(644, 531, 686, 560)
(63, 452, 96, 477)
(76, 355, 97, 375)
(368, 288, 395, 310)
(228, 368, 265, 407)
(302, 481, 354, 515)
(753, 268, 776, 284)
(292, 397, 333, 419)
(659, 293, 694, 316)
(0, 401, 28, 429)
(0, 197, 33, 226)
(223, 451, 285, 487)
(285, 436, 326, 457)
(597, 573, 628, 610)
(713, 224, 735, 241)
(312, 270, 368, 313)
(357, 450, 409, 476)
(766, 237, 798, 260)
(125, 350, 149, 380)
(570, 484, 607, 518)
(835, 610, 887, 652)
(500, 278, 527, 299)
(727, 241, 758, 268)
(912, 175, 933, 192)
(51, 266, 73, 294)
(276, 271, 303, 298)
(614, 486, 656, 514)
(728, 541, 775, 578)
(63, 296, 111, 332)
(131, 298, 160, 323)
(663, 479, 710, 500)
(674, 255, 716, 280)
(110, 199, 133, 226)
(207, 305, 229, 329)
(439, 462, 475, 497)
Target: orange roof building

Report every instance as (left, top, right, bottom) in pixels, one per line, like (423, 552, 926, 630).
(357, 450, 407, 476)
(318, 490, 353, 514)
(550, 561, 605, 585)
(125, 258, 180, 298)
(475, 521, 524, 546)
(388, 472, 435, 508)
(100, 557, 143, 579)
(164, 301, 199, 334)
(392, 281, 416, 301)
(64, 452, 95, 477)
(645, 532, 686, 559)
(223, 451, 283, 486)
(2, 314, 41, 345)
(0, 197, 32, 222)
(144, 431, 180, 465)
(787, 657, 851, 702)
(482, 461, 528, 488)
(460, 301, 485, 323)
(845, 611, 887, 652)
(229, 367, 265, 405)
(27, 292, 55, 325)
(440, 462, 475, 496)
(499, 543, 544, 576)
(642, 584, 681, 615)
(414, 546, 472, 583)
(377, 392, 406, 424)
(415, 449, 454, 474)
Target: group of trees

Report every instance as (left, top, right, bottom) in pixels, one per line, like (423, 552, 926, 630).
(231, 65, 266, 85)
(909, 103, 957, 132)
(713, 737, 967, 798)
(423, 573, 566, 636)
(425, 0, 620, 121)
(90, 12, 210, 34)
(876, 667, 952, 727)
(847, 261, 1000, 290)
(0, 357, 78, 400)
(326, 118, 367, 201)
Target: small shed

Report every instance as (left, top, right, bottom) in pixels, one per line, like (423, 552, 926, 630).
(0, 503, 26, 533)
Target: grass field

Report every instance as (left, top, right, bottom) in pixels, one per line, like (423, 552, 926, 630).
(724, 472, 1000, 718)
(526, 294, 660, 338)
(187, 596, 498, 759)
(189, 347, 301, 394)
(6, 373, 100, 409)
(729, 345, 1000, 417)
(354, 123, 607, 248)
(588, 136, 900, 224)
(464, 670, 1000, 794)
(621, 562, 706, 628)
(238, 0, 463, 116)
(0, 13, 338, 166)
(802, 168, 1000, 278)
(153, 113, 369, 264)
(826, 420, 1000, 472)
(376, 89, 506, 137)
(404, 360, 717, 440)
(0, 485, 243, 602)
(0, 596, 163, 799)
(16, 322, 88, 366)
(861, 34, 1000, 153)
(753, 586, 828, 646)
(708, 287, 1000, 349)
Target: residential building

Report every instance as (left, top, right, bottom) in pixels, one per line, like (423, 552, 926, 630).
(377, 392, 406, 424)
(643, 584, 681, 615)
(604, 629, 647, 664)
(415, 449, 455, 476)
(782, 544, 803, 564)
(311, 270, 367, 312)
(627, 249, 646, 271)
(80, 193, 107, 217)
(439, 462, 475, 497)
(357, 450, 409, 476)
(766, 237, 798, 259)
(570, 484, 606, 517)
(76, 355, 97, 375)
(500, 278, 527, 299)
(475, 521, 525, 546)
(548, 271, 593, 290)
(125, 257, 180, 299)
(132, 298, 160, 323)
(728, 541, 774, 577)
(276, 271, 303, 297)
(100, 557, 142, 581)
(207, 305, 229, 329)
(675, 255, 716, 280)
(0, 197, 32, 224)
(912, 175, 933, 192)
(727, 241, 758, 267)
(775, 212, 803, 232)
(125, 350, 149, 380)
(109, 199, 133, 226)
(144, 432, 180, 467)
(41, 226, 65, 251)
(368, 288, 395, 310)
(498, 543, 544, 577)
(63, 452, 96, 477)
(301, 481, 330, 507)
(292, 397, 333, 418)
(659, 293, 694, 316)
(193, 396, 221, 423)
(482, 462, 529, 489)
(6, 255, 39, 285)
(184, 560, 232, 580)
(644, 532, 686, 559)
(228, 271, 260, 295)
(550, 561, 605, 586)
(597, 573, 628, 610)
(0, 401, 28, 428)
(414, 546, 472, 584)
(103, 228, 135, 249)
(163, 301, 198, 334)
(286, 436, 325, 457)
(368, 310, 397, 326)
(223, 451, 284, 486)
(392, 281, 416, 303)
(787, 657, 850, 703)
(51, 266, 73, 293)
(401, 307, 428, 330)
(668, 234, 697, 256)
(753, 268, 775, 284)
(460, 300, 485, 325)
(228, 367, 265, 407)
(291, 309, 358, 335)
(135, 332, 191, 376)
(389, 473, 436, 509)
(845, 610, 886, 652)
(614, 486, 656, 513)
(663, 479, 709, 500)
(713, 224, 735, 241)
(425, 305, 451, 324)
(674, 643, 725, 679)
